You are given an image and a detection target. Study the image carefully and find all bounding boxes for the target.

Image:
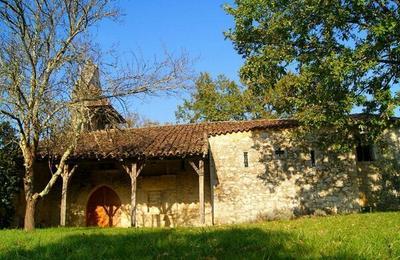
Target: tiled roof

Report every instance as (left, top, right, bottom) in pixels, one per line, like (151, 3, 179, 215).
(69, 119, 297, 160)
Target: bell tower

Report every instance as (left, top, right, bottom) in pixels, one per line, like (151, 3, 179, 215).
(72, 61, 125, 131)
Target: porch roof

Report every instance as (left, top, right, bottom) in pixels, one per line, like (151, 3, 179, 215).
(63, 119, 297, 160)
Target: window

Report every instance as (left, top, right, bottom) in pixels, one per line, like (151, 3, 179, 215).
(356, 144, 375, 162)
(274, 148, 286, 159)
(147, 191, 161, 213)
(260, 132, 268, 139)
(243, 152, 249, 167)
(310, 150, 316, 167)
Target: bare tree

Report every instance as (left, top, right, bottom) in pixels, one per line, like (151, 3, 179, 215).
(0, 0, 191, 230)
(124, 112, 161, 128)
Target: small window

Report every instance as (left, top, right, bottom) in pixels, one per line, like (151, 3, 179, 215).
(274, 148, 286, 159)
(243, 152, 249, 167)
(356, 144, 375, 162)
(310, 150, 316, 167)
(147, 191, 161, 213)
(260, 132, 268, 139)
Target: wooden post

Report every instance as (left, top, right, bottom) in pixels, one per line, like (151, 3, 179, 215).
(60, 174, 68, 227)
(130, 162, 137, 227)
(123, 161, 145, 227)
(189, 159, 205, 225)
(198, 159, 205, 225)
(60, 164, 77, 227)
(209, 152, 215, 225)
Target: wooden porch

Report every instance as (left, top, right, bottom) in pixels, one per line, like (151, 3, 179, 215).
(58, 156, 212, 227)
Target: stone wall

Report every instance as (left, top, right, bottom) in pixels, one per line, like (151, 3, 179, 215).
(357, 128, 400, 211)
(67, 165, 131, 227)
(208, 128, 400, 225)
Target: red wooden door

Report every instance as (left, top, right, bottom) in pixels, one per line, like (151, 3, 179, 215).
(86, 186, 121, 227)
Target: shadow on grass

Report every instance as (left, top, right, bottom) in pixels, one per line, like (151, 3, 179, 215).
(1, 227, 364, 259)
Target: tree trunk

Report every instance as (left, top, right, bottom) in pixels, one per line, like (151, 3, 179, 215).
(22, 153, 37, 231)
(24, 196, 38, 231)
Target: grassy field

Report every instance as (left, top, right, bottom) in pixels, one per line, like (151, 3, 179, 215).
(0, 212, 399, 259)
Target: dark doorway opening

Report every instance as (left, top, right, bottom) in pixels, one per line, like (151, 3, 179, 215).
(86, 186, 121, 227)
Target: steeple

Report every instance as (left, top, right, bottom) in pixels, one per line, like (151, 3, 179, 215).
(73, 61, 125, 131)
(73, 61, 108, 106)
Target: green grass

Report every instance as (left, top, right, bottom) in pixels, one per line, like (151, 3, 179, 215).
(1, 212, 400, 259)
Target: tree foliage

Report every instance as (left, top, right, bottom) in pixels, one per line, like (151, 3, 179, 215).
(176, 72, 264, 123)
(0, 122, 21, 228)
(225, 0, 400, 140)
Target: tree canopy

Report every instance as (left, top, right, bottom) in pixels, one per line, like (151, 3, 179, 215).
(225, 0, 400, 139)
(0, 122, 21, 228)
(176, 72, 265, 123)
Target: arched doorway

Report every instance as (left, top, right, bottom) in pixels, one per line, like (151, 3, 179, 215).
(86, 186, 122, 227)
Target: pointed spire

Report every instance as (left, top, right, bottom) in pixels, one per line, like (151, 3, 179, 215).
(80, 60, 101, 95)
(74, 60, 108, 105)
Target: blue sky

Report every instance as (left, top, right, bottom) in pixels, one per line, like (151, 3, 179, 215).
(92, 1, 243, 123)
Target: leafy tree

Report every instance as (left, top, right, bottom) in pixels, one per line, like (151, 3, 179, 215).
(176, 72, 265, 123)
(0, 122, 22, 228)
(225, 0, 400, 141)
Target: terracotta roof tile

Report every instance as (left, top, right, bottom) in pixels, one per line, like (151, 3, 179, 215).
(69, 119, 297, 159)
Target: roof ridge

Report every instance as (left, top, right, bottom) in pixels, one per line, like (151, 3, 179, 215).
(174, 118, 294, 126)
(84, 118, 295, 135)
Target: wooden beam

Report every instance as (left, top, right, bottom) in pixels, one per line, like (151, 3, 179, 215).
(188, 160, 200, 175)
(60, 164, 77, 227)
(122, 161, 145, 227)
(137, 161, 146, 176)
